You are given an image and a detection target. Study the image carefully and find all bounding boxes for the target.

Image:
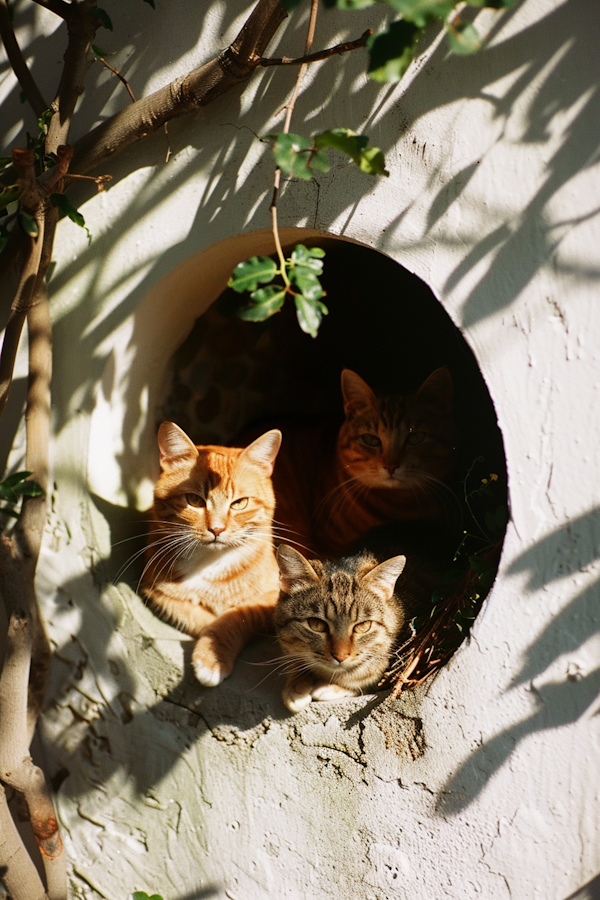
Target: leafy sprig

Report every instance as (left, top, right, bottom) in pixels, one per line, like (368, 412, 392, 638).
(318, 0, 520, 83)
(269, 127, 388, 179)
(228, 245, 328, 337)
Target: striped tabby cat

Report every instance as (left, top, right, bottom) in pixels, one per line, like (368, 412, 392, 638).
(272, 367, 458, 558)
(141, 422, 281, 686)
(274, 524, 449, 712)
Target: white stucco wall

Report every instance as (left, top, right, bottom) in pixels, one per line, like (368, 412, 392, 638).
(2, 0, 600, 897)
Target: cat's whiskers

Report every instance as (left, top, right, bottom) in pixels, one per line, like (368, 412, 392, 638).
(114, 530, 193, 584)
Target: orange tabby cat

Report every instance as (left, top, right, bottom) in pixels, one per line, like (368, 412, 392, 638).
(141, 422, 282, 686)
(271, 367, 458, 558)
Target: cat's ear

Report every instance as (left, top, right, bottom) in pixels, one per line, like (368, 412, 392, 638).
(277, 545, 320, 593)
(415, 367, 453, 413)
(341, 369, 377, 416)
(362, 555, 406, 601)
(157, 422, 198, 467)
(240, 429, 282, 476)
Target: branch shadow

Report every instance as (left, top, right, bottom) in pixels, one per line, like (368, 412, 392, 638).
(436, 508, 600, 815)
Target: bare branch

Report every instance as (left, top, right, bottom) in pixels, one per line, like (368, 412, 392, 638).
(0, 611, 65, 899)
(259, 28, 372, 67)
(0, 782, 48, 900)
(98, 55, 136, 103)
(0, 0, 48, 116)
(45, 0, 99, 152)
(30, 0, 69, 19)
(0, 152, 45, 423)
(68, 0, 287, 177)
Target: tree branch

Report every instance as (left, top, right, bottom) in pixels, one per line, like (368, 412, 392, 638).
(259, 28, 372, 67)
(0, 152, 45, 423)
(0, 782, 48, 900)
(0, 610, 65, 900)
(68, 0, 287, 177)
(98, 55, 136, 103)
(45, 0, 99, 152)
(0, 0, 48, 116)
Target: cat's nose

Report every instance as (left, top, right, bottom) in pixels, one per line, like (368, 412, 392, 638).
(209, 525, 225, 537)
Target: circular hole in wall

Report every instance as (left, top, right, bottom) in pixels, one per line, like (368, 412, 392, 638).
(144, 235, 508, 692)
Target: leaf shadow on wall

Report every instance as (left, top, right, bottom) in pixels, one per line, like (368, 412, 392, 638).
(382, 0, 600, 328)
(435, 506, 600, 816)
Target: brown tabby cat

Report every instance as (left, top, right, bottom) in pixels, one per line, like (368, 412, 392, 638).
(141, 421, 282, 686)
(274, 524, 448, 712)
(271, 367, 458, 559)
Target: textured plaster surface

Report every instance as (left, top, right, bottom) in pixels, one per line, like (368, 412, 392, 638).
(2, 0, 600, 897)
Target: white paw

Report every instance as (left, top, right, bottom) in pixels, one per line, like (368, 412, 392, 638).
(282, 684, 313, 713)
(193, 659, 227, 687)
(311, 684, 358, 702)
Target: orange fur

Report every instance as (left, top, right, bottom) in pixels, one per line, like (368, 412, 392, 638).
(271, 368, 458, 558)
(141, 422, 281, 686)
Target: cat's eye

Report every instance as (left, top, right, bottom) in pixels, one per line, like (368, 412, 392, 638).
(354, 620, 373, 634)
(230, 497, 249, 510)
(186, 493, 206, 507)
(306, 617, 328, 633)
(406, 431, 427, 446)
(359, 433, 382, 448)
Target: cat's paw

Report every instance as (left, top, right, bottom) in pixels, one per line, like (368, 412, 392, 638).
(192, 636, 233, 687)
(311, 683, 358, 702)
(282, 682, 314, 714)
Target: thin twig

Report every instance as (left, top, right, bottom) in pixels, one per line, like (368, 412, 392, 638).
(269, 0, 319, 276)
(259, 29, 372, 67)
(0, 0, 48, 116)
(98, 56, 136, 103)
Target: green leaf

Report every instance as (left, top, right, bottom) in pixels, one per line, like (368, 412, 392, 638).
(92, 45, 108, 58)
(367, 21, 421, 83)
(238, 286, 287, 321)
(142, 0, 156, 6)
(294, 294, 328, 338)
(0, 504, 18, 518)
(132, 894, 163, 900)
(292, 269, 324, 302)
(0, 157, 12, 170)
(0, 185, 21, 207)
(445, 21, 482, 55)
(228, 256, 278, 294)
(431, 588, 447, 604)
(0, 471, 44, 504)
(314, 128, 389, 176)
(18, 481, 45, 498)
(49, 193, 92, 244)
(468, 554, 489, 574)
(91, 7, 113, 30)
(289, 244, 325, 273)
(442, 569, 464, 585)
(270, 133, 330, 180)
(1, 471, 33, 490)
(19, 211, 38, 237)
(484, 510, 497, 533)
(385, 0, 454, 26)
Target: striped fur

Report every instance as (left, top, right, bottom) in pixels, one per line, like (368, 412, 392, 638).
(272, 368, 458, 558)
